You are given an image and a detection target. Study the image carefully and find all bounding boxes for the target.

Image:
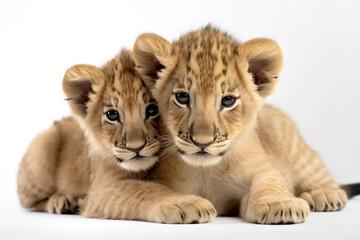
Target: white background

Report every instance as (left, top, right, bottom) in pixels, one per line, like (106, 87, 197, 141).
(1, 0, 359, 239)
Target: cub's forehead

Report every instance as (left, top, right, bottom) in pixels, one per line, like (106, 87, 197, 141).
(103, 72, 150, 108)
(173, 27, 240, 93)
(101, 52, 149, 107)
(104, 75, 148, 107)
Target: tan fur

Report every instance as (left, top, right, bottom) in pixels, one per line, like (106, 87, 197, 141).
(133, 26, 347, 224)
(17, 50, 216, 223)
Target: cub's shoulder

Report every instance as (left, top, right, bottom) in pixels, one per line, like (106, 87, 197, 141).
(53, 116, 85, 143)
(259, 104, 286, 118)
(258, 104, 297, 130)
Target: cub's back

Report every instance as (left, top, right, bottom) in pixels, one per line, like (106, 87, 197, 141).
(17, 116, 89, 208)
(55, 116, 90, 196)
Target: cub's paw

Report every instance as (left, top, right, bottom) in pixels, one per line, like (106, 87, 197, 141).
(246, 197, 309, 224)
(46, 193, 79, 214)
(299, 188, 347, 212)
(154, 195, 216, 224)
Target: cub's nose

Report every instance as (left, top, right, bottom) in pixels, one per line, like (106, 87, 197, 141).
(125, 141, 146, 153)
(190, 135, 216, 149)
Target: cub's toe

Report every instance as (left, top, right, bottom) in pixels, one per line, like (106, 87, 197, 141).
(299, 188, 347, 212)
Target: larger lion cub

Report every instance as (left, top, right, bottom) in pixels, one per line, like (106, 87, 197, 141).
(17, 50, 215, 223)
(133, 26, 360, 224)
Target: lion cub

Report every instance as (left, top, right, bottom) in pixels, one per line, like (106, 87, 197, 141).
(133, 26, 360, 224)
(17, 50, 216, 223)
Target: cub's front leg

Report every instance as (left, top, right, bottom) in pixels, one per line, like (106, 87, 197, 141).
(39, 193, 80, 214)
(241, 173, 309, 224)
(82, 179, 216, 224)
(150, 194, 216, 224)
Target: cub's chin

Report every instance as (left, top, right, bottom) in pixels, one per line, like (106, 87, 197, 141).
(117, 156, 158, 172)
(181, 153, 222, 167)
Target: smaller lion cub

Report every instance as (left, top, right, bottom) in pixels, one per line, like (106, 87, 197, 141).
(17, 50, 216, 223)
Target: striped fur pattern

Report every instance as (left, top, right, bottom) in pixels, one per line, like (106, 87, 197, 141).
(17, 50, 216, 223)
(133, 26, 350, 224)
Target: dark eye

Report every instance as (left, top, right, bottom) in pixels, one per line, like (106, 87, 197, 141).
(106, 110, 119, 121)
(221, 96, 236, 107)
(175, 92, 190, 105)
(146, 104, 158, 117)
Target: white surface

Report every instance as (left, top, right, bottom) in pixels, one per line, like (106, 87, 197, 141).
(1, 0, 360, 239)
(2, 199, 360, 240)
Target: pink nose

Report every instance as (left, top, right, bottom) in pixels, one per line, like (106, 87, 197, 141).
(190, 135, 216, 149)
(125, 142, 146, 153)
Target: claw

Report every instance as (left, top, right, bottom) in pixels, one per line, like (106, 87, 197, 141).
(205, 209, 210, 216)
(324, 204, 328, 211)
(66, 198, 71, 207)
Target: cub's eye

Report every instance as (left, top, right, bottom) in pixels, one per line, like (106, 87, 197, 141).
(106, 110, 119, 122)
(146, 104, 159, 117)
(175, 92, 190, 105)
(221, 96, 236, 108)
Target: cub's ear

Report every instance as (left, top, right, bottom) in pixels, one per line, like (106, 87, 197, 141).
(238, 38, 283, 98)
(133, 33, 173, 88)
(62, 64, 103, 117)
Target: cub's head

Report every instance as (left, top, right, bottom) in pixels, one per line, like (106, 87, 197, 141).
(133, 26, 282, 167)
(63, 50, 163, 171)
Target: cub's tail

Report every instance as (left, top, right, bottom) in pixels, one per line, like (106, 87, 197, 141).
(341, 183, 360, 198)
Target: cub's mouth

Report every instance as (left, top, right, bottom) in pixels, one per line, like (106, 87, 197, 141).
(195, 150, 210, 156)
(131, 155, 145, 160)
(112, 141, 161, 172)
(176, 147, 223, 167)
(174, 134, 230, 167)
(115, 154, 151, 163)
